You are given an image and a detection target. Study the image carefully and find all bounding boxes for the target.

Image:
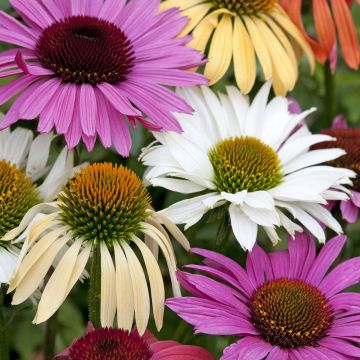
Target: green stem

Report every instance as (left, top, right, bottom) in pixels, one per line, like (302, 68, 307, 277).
(324, 61, 336, 126)
(44, 311, 58, 360)
(89, 244, 101, 328)
(215, 213, 231, 252)
(0, 285, 9, 360)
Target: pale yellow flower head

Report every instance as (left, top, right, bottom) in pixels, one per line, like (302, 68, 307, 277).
(161, 0, 315, 95)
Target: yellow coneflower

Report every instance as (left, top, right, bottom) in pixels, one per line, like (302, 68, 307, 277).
(5, 163, 189, 335)
(161, 0, 315, 95)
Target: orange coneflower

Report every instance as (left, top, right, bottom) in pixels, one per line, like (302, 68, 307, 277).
(280, 0, 360, 70)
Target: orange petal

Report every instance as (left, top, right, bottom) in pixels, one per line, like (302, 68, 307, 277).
(331, 0, 360, 69)
(279, 0, 328, 63)
(313, 0, 336, 56)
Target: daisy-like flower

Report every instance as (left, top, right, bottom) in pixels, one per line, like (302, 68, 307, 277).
(160, 0, 314, 95)
(140, 82, 355, 250)
(0, 124, 76, 284)
(280, 0, 360, 71)
(167, 233, 360, 359)
(5, 163, 190, 335)
(313, 115, 360, 224)
(0, 0, 207, 156)
(55, 323, 214, 360)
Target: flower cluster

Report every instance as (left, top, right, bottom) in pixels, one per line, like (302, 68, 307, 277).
(0, 0, 359, 359)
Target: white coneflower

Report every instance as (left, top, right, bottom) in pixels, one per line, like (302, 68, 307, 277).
(140, 82, 355, 251)
(5, 163, 189, 335)
(0, 124, 75, 284)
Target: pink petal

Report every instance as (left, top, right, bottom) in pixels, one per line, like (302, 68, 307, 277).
(221, 337, 273, 360)
(18, 78, 60, 119)
(0, 74, 37, 106)
(319, 257, 360, 297)
(10, 0, 54, 29)
(53, 84, 77, 134)
(98, 82, 140, 116)
(306, 235, 347, 287)
(64, 94, 82, 149)
(98, 0, 126, 22)
(332, 114, 349, 129)
(94, 89, 112, 148)
(79, 84, 97, 136)
(340, 198, 359, 223)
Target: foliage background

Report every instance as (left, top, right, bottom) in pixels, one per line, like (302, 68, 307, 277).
(0, 1, 359, 358)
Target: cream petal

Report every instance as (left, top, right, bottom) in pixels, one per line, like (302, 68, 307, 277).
(33, 239, 83, 324)
(120, 241, 150, 335)
(100, 242, 116, 327)
(131, 236, 165, 331)
(114, 242, 134, 331)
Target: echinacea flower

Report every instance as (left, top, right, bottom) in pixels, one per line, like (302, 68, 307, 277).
(140, 82, 355, 250)
(312, 115, 360, 224)
(55, 323, 214, 360)
(161, 0, 314, 95)
(280, 0, 360, 71)
(0, 123, 76, 284)
(0, 0, 207, 156)
(167, 233, 360, 359)
(5, 163, 190, 335)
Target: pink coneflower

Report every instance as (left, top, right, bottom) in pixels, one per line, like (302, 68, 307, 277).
(55, 323, 214, 360)
(167, 233, 360, 359)
(313, 115, 360, 224)
(0, 0, 206, 156)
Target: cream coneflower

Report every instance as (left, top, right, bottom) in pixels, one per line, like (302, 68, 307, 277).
(160, 0, 315, 95)
(5, 163, 189, 335)
(0, 124, 76, 284)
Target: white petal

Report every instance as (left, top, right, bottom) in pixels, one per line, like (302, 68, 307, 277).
(228, 204, 258, 251)
(244, 81, 272, 137)
(150, 177, 206, 194)
(159, 194, 215, 229)
(26, 133, 53, 180)
(0, 246, 18, 284)
(278, 134, 335, 165)
(220, 191, 247, 205)
(263, 227, 280, 246)
(243, 191, 275, 209)
(242, 204, 280, 227)
(282, 149, 346, 174)
(4, 128, 33, 167)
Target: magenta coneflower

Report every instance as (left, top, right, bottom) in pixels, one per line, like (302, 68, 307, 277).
(313, 115, 360, 224)
(167, 233, 360, 359)
(0, 0, 206, 156)
(55, 323, 215, 360)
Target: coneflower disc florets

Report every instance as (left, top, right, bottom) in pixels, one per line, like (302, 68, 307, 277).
(209, 136, 283, 193)
(36, 16, 134, 85)
(59, 163, 151, 246)
(0, 160, 39, 239)
(250, 278, 333, 349)
(211, 0, 276, 15)
(68, 327, 152, 360)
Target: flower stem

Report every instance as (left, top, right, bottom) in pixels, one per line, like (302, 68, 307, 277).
(215, 213, 231, 252)
(0, 285, 9, 360)
(44, 311, 58, 360)
(324, 61, 336, 126)
(89, 244, 101, 328)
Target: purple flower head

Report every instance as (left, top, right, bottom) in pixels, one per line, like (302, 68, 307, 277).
(167, 233, 360, 359)
(313, 115, 360, 224)
(0, 0, 207, 156)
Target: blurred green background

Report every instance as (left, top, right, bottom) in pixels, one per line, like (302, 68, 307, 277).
(0, 1, 359, 359)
